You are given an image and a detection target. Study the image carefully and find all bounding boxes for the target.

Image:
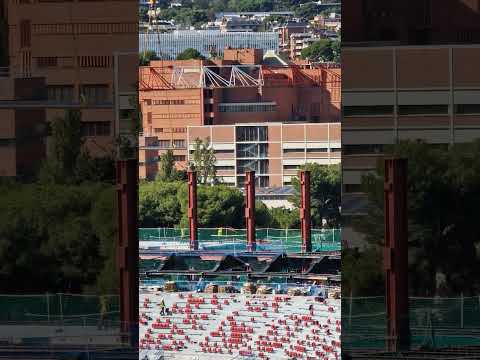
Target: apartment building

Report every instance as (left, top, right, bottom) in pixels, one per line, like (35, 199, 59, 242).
(342, 0, 480, 210)
(142, 123, 341, 186)
(276, 22, 308, 56)
(290, 33, 316, 59)
(0, 0, 137, 177)
(138, 48, 341, 182)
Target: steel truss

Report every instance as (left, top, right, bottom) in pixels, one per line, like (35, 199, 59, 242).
(140, 65, 264, 90)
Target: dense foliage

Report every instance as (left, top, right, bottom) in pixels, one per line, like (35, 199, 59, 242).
(0, 110, 117, 294)
(346, 140, 480, 296)
(176, 48, 205, 60)
(139, 162, 341, 229)
(149, 0, 340, 27)
(300, 39, 340, 62)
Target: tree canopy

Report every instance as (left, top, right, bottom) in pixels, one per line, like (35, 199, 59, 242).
(301, 39, 340, 62)
(291, 163, 341, 228)
(350, 140, 480, 296)
(176, 48, 205, 60)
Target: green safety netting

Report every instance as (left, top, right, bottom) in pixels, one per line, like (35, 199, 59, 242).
(342, 296, 480, 349)
(0, 294, 119, 325)
(139, 227, 341, 252)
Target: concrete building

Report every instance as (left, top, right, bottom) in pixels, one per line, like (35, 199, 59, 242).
(138, 48, 341, 183)
(276, 22, 309, 56)
(141, 122, 341, 186)
(290, 33, 317, 59)
(0, 0, 137, 178)
(342, 0, 480, 212)
(343, 0, 480, 45)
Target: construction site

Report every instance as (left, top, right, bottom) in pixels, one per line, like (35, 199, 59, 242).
(139, 169, 341, 359)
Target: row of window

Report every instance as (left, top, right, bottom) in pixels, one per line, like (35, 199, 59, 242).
(236, 159, 269, 175)
(32, 22, 137, 35)
(81, 121, 110, 137)
(47, 85, 110, 104)
(283, 148, 341, 153)
(153, 127, 186, 134)
(156, 139, 186, 149)
(344, 104, 480, 116)
(237, 176, 269, 188)
(236, 126, 268, 142)
(219, 103, 276, 113)
(144, 99, 200, 106)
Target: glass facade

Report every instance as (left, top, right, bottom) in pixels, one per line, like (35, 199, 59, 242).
(139, 31, 279, 60)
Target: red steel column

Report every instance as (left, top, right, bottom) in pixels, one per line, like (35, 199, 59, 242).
(300, 171, 312, 253)
(188, 171, 198, 251)
(384, 158, 410, 352)
(245, 171, 256, 252)
(116, 159, 139, 343)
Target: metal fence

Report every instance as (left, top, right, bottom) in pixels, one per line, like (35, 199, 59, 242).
(0, 293, 120, 325)
(342, 296, 480, 349)
(139, 227, 341, 253)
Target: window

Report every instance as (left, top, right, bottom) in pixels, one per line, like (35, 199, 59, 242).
(147, 112, 152, 124)
(283, 148, 304, 153)
(154, 128, 163, 133)
(152, 99, 188, 105)
(398, 105, 449, 115)
(80, 85, 109, 105)
(20, 20, 31, 47)
(205, 117, 213, 125)
(158, 140, 170, 149)
(237, 175, 269, 188)
(47, 85, 74, 104)
(78, 56, 111, 68)
(172, 127, 186, 133)
(236, 143, 268, 158)
(37, 57, 57, 68)
(330, 148, 341, 153)
(215, 165, 234, 171)
(214, 149, 234, 154)
(455, 104, 480, 115)
(236, 159, 269, 174)
(219, 103, 276, 113)
(306, 148, 328, 153)
(343, 105, 394, 116)
(343, 144, 384, 155)
(236, 126, 268, 142)
(173, 139, 185, 148)
(173, 155, 186, 162)
(81, 121, 110, 137)
(283, 164, 299, 170)
(344, 184, 363, 193)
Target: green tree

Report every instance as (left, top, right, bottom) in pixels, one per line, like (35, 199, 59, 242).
(270, 207, 300, 229)
(301, 39, 337, 62)
(189, 137, 217, 184)
(139, 181, 183, 228)
(354, 140, 480, 296)
(176, 48, 205, 60)
(39, 110, 84, 184)
(139, 50, 159, 65)
(291, 163, 341, 228)
(255, 201, 276, 227)
(178, 184, 244, 228)
(156, 149, 178, 182)
(294, 3, 319, 20)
